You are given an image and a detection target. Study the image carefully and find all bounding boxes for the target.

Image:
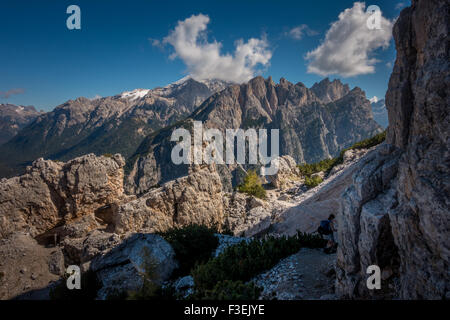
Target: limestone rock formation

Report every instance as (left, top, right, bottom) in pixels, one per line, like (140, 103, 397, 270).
(336, 0, 449, 299)
(90, 233, 177, 300)
(114, 164, 225, 234)
(266, 155, 301, 189)
(0, 153, 126, 239)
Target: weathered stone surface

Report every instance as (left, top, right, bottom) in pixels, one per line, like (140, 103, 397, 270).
(266, 155, 300, 189)
(90, 233, 177, 300)
(223, 192, 272, 237)
(337, 0, 449, 299)
(0, 153, 126, 239)
(62, 229, 122, 266)
(115, 163, 225, 234)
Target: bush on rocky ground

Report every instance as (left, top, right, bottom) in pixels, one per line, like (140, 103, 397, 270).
(304, 175, 323, 189)
(158, 224, 219, 277)
(237, 170, 267, 199)
(191, 232, 326, 298)
(297, 131, 386, 177)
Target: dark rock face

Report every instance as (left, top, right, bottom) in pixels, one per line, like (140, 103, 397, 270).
(336, 0, 449, 299)
(0, 78, 228, 178)
(127, 76, 381, 194)
(90, 233, 177, 300)
(0, 104, 42, 145)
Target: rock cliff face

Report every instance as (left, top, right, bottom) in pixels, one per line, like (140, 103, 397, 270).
(127, 76, 381, 195)
(0, 154, 126, 239)
(336, 0, 449, 299)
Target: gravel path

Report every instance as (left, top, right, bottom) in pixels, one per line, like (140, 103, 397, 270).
(252, 248, 336, 300)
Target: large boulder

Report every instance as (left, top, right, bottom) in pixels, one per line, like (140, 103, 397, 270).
(0, 154, 126, 239)
(90, 233, 177, 300)
(336, 0, 449, 299)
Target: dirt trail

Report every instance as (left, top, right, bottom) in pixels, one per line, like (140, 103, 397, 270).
(252, 248, 336, 300)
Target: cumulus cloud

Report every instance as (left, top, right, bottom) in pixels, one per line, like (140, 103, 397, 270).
(287, 24, 318, 40)
(162, 14, 272, 83)
(0, 88, 25, 99)
(305, 2, 393, 77)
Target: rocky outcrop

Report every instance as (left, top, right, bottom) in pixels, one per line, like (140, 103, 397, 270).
(336, 0, 449, 299)
(266, 155, 300, 189)
(223, 192, 272, 237)
(0, 153, 126, 239)
(90, 233, 177, 300)
(114, 164, 225, 234)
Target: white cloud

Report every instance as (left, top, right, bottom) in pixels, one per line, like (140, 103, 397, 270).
(162, 14, 272, 83)
(305, 2, 393, 77)
(287, 24, 318, 40)
(369, 96, 379, 103)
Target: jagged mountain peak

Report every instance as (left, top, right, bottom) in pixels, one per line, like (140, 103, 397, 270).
(311, 77, 351, 104)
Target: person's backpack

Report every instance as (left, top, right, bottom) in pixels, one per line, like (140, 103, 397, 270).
(318, 220, 332, 235)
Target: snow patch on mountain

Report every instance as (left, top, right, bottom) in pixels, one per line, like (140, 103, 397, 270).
(120, 89, 150, 101)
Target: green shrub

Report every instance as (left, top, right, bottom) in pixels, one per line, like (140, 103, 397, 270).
(159, 224, 219, 277)
(304, 175, 323, 189)
(237, 170, 266, 199)
(192, 280, 262, 300)
(102, 153, 113, 158)
(191, 232, 326, 296)
(297, 131, 386, 178)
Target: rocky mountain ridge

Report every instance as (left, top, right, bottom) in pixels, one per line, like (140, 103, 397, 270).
(0, 78, 229, 178)
(126, 76, 382, 194)
(0, 104, 42, 145)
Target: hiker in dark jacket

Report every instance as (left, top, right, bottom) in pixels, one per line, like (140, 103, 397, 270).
(318, 214, 336, 253)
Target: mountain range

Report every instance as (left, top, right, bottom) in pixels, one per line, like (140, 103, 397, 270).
(0, 104, 43, 145)
(126, 76, 382, 194)
(0, 76, 382, 182)
(0, 77, 229, 178)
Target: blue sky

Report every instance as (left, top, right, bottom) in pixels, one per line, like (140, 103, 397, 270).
(0, 0, 410, 111)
